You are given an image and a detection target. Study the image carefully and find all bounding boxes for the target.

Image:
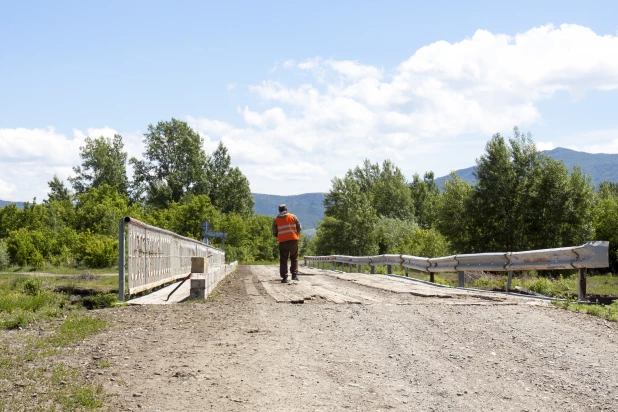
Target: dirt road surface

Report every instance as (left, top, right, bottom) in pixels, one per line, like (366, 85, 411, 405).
(69, 265, 618, 411)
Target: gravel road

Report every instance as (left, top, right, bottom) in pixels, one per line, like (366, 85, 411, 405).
(68, 265, 618, 411)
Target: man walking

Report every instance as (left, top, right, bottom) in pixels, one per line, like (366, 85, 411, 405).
(272, 204, 302, 283)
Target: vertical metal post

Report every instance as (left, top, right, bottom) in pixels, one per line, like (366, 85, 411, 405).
(387, 264, 392, 275)
(118, 219, 125, 301)
(404, 267, 408, 277)
(370, 265, 375, 274)
(458, 270, 465, 288)
(506, 270, 513, 292)
(429, 272, 435, 283)
(358, 264, 361, 273)
(578, 268, 587, 301)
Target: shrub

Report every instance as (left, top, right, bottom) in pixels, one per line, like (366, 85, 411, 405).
(23, 277, 43, 296)
(0, 239, 9, 269)
(79, 233, 117, 268)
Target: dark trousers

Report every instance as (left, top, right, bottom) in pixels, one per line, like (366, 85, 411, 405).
(279, 240, 299, 277)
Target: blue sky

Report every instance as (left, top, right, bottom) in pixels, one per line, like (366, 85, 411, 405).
(1, 0, 618, 201)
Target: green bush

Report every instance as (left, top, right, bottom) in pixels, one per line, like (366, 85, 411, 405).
(0, 239, 9, 269)
(79, 233, 117, 268)
(23, 277, 43, 296)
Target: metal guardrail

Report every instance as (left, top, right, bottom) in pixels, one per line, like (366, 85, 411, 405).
(304, 241, 609, 301)
(118, 217, 226, 300)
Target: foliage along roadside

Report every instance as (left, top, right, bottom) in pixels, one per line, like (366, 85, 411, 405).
(307, 127, 618, 276)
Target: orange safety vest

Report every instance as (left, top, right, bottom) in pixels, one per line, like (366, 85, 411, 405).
(276, 214, 300, 242)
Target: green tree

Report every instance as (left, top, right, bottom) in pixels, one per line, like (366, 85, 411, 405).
(69, 134, 129, 196)
(466, 128, 594, 253)
(318, 174, 378, 256)
(374, 217, 419, 254)
(409, 171, 440, 229)
(469, 133, 518, 252)
(147, 194, 220, 240)
(75, 185, 141, 237)
(130, 119, 208, 208)
(436, 172, 473, 253)
(45, 175, 71, 203)
(351, 159, 414, 220)
(595, 196, 618, 273)
(206, 142, 254, 215)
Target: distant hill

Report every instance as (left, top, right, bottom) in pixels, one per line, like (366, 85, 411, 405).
(0, 200, 24, 209)
(252, 193, 325, 230)
(435, 147, 618, 187)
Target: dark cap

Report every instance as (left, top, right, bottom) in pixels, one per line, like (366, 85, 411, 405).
(278, 204, 287, 212)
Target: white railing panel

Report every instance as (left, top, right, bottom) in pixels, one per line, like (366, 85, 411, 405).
(124, 217, 225, 295)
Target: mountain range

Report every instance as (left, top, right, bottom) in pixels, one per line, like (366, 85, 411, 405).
(435, 147, 618, 187)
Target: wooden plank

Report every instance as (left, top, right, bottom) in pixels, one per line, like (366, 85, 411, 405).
(260, 281, 302, 303)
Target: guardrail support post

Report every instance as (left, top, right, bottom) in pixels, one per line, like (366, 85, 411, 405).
(370, 265, 375, 274)
(404, 267, 408, 277)
(429, 272, 435, 283)
(457, 271, 465, 288)
(387, 264, 392, 275)
(507, 270, 513, 292)
(578, 268, 587, 301)
(358, 264, 361, 273)
(118, 218, 125, 302)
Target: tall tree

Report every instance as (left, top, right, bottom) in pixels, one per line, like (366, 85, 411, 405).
(318, 174, 378, 256)
(436, 172, 473, 253)
(69, 134, 129, 196)
(349, 159, 414, 220)
(130, 119, 208, 208)
(409, 171, 440, 229)
(45, 175, 71, 204)
(469, 133, 518, 252)
(206, 142, 254, 215)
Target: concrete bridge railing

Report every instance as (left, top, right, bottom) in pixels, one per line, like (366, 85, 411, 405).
(305, 241, 609, 301)
(118, 217, 228, 301)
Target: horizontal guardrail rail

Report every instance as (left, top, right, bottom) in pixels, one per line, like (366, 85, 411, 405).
(304, 241, 609, 301)
(118, 217, 226, 300)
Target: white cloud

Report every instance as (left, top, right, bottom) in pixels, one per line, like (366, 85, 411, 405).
(0, 126, 143, 201)
(189, 24, 618, 194)
(3, 24, 618, 199)
(536, 141, 555, 151)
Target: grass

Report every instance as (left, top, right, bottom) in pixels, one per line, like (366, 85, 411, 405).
(553, 299, 618, 322)
(0, 265, 117, 275)
(0, 271, 112, 410)
(0, 274, 117, 330)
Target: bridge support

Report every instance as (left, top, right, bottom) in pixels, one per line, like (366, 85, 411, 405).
(190, 257, 208, 300)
